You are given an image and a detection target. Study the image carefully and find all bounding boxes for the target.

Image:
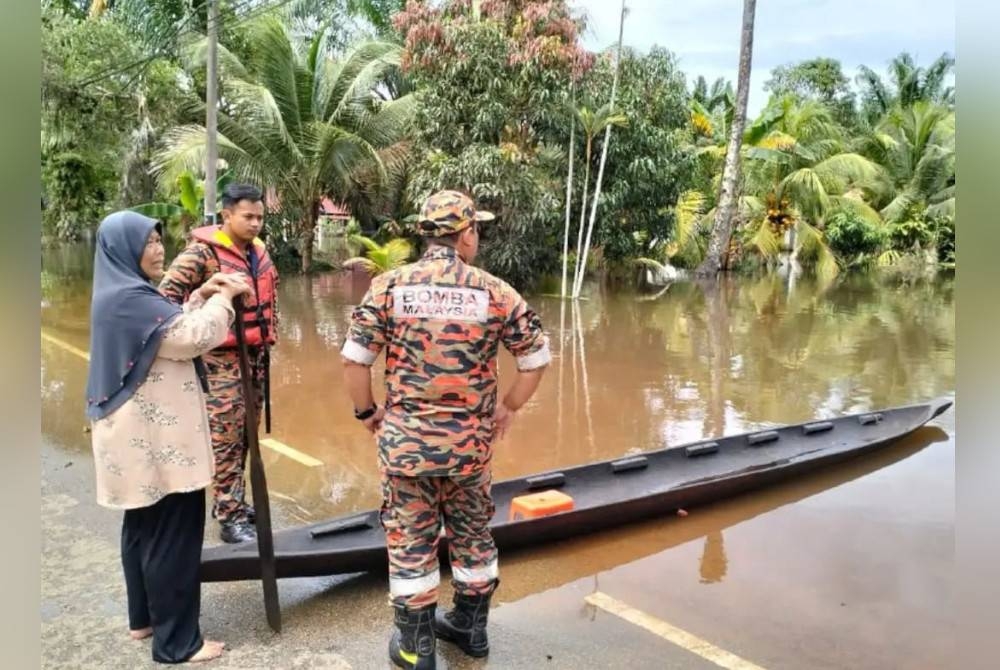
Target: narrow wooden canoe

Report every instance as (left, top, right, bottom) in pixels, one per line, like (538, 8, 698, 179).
(200, 396, 952, 583)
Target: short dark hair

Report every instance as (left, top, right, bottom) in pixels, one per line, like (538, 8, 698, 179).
(221, 183, 263, 209)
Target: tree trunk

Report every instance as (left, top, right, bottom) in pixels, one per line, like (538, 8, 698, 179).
(694, 0, 757, 277)
(560, 87, 577, 299)
(572, 142, 592, 291)
(573, 0, 627, 298)
(300, 202, 318, 274)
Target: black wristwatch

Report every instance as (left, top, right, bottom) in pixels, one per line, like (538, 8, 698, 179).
(354, 404, 378, 421)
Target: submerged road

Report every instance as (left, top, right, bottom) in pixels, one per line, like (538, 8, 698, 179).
(40, 270, 956, 668)
(41, 403, 953, 669)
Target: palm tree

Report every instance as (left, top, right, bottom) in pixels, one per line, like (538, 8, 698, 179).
(856, 52, 954, 124)
(695, 0, 757, 277)
(690, 76, 735, 147)
(860, 101, 954, 225)
(154, 15, 415, 272)
(739, 96, 886, 279)
(569, 103, 628, 293)
(342, 234, 412, 276)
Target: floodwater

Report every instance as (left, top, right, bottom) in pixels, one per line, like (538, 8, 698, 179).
(41, 241, 955, 668)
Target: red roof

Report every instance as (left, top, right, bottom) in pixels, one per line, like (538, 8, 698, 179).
(320, 198, 351, 218)
(262, 188, 351, 219)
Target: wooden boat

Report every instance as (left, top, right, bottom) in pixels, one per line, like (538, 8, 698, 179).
(200, 396, 952, 583)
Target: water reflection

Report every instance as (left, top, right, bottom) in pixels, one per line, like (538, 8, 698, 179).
(698, 531, 728, 585)
(494, 425, 949, 602)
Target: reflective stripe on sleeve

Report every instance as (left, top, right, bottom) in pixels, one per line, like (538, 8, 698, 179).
(341, 339, 377, 365)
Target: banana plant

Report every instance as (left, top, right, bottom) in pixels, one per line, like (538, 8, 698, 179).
(342, 234, 413, 276)
(132, 171, 232, 241)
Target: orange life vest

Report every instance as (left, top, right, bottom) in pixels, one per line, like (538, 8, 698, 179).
(190, 225, 278, 348)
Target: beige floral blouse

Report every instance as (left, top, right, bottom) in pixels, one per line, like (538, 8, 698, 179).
(90, 292, 235, 510)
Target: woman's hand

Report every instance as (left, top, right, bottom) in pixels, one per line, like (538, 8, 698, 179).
(196, 273, 241, 301)
(214, 274, 253, 301)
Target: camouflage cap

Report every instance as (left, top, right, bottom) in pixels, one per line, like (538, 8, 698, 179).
(416, 190, 495, 237)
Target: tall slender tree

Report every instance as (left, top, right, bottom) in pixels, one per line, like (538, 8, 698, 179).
(695, 0, 756, 277)
(572, 0, 626, 298)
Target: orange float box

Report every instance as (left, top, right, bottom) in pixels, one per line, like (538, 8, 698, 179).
(509, 489, 575, 521)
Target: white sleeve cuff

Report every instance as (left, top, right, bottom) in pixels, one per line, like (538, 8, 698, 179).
(516, 341, 552, 371)
(341, 339, 377, 365)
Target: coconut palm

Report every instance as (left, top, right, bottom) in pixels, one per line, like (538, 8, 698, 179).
(856, 52, 954, 125)
(342, 234, 412, 276)
(739, 95, 887, 279)
(859, 101, 954, 224)
(695, 0, 757, 277)
(154, 15, 416, 272)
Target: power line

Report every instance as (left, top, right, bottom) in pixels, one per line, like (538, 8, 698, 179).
(75, 0, 284, 90)
(75, 0, 213, 88)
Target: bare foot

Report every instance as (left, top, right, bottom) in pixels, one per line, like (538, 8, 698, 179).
(129, 627, 153, 640)
(186, 640, 225, 663)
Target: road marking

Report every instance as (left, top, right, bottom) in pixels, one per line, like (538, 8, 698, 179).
(260, 438, 324, 468)
(585, 591, 767, 670)
(42, 330, 322, 469)
(41, 332, 90, 361)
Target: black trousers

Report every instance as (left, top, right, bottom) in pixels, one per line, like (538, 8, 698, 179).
(121, 489, 206, 663)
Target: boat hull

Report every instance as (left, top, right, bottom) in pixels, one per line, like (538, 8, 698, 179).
(201, 397, 952, 582)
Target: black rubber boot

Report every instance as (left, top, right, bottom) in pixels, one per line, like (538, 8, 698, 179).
(219, 520, 256, 544)
(388, 604, 436, 669)
(433, 583, 497, 658)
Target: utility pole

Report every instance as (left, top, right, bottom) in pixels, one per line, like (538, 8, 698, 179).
(204, 0, 219, 224)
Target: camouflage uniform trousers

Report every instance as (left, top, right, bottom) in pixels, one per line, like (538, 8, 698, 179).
(203, 348, 265, 525)
(379, 467, 499, 609)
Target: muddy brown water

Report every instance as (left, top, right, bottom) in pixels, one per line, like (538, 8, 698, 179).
(42, 242, 955, 668)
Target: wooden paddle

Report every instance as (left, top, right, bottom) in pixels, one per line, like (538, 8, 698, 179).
(233, 296, 281, 633)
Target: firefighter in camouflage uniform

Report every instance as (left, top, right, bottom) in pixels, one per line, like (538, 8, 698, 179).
(159, 183, 279, 544)
(341, 190, 551, 669)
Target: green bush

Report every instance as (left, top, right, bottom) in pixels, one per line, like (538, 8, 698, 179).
(825, 211, 887, 264)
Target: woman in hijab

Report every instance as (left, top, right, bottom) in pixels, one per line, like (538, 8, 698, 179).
(85, 211, 250, 664)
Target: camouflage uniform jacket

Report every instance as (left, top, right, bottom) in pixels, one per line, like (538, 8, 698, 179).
(159, 236, 280, 339)
(342, 245, 551, 477)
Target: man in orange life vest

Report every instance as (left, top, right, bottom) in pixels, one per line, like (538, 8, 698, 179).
(159, 183, 279, 544)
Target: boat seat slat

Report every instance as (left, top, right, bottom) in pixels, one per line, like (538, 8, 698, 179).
(611, 456, 648, 473)
(748, 430, 780, 446)
(309, 515, 373, 539)
(527, 473, 565, 490)
(685, 442, 719, 457)
(803, 421, 834, 435)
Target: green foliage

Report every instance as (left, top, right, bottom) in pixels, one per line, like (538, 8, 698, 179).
(825, 210, 887, 265)
(132, 171, 234, 241)
(855, 52, 954, 125)
(343, 234, 413, 275)
(887, 214, 941, 251)
(156, 16, 415, 272)
(347, 0, 406, 35)
(764, 58, 858, 128)
(260, 212, 304, 274)
(41, 3, 193, 239)
(576, 46, 694, 265)
(42, 152, 104, 240)
(396, 0, 592, 288)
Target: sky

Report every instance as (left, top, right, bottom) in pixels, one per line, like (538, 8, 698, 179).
(569, 0, 955, 115)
